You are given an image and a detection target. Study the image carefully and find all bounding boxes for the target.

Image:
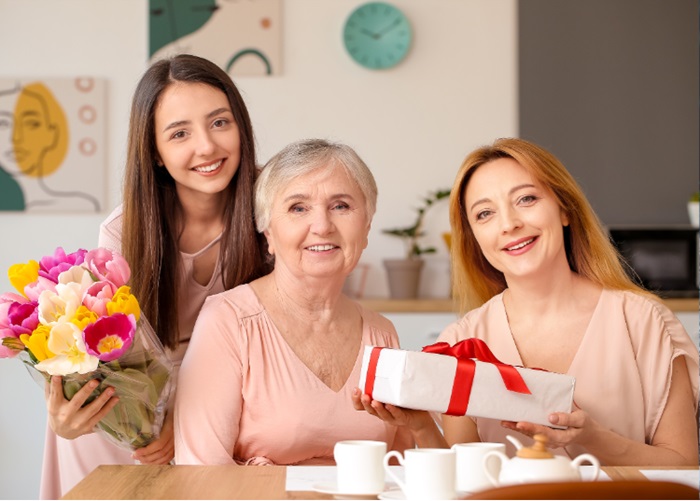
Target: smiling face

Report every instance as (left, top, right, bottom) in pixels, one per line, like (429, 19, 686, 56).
(264, 163, 370, 283)
(154, 81, 240, 203)
(464, 157, 570, 283)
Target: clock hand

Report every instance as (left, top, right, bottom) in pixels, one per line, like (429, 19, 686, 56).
(360, 28, 379, 39)
(375, 18, 401, 38)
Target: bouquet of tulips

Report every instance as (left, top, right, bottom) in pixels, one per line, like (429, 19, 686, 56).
(0, 247, 173, 450)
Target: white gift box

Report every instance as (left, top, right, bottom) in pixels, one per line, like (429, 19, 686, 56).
(358, 344, 575, 428)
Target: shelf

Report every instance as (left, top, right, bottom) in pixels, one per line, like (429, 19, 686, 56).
(358, 297, 698, 314)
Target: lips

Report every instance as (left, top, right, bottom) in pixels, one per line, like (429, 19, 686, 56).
(504, 237, 536, 251)
(307, 244, 338, 252)
(192, 160, 222, 173)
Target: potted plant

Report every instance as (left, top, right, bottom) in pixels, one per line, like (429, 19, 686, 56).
(688, 192, 699, 228)
(382, 188, 451, 299)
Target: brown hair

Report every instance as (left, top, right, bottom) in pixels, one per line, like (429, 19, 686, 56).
(121, 54, 268, 349)
(449, 137, 648, 313)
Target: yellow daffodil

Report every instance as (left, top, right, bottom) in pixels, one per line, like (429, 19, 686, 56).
(8, 260, 39, 297)
(107, 286, 141, 321)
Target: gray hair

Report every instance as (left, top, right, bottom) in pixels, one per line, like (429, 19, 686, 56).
(255, 139, 378, 232)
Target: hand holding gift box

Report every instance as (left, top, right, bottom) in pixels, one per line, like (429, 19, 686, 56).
(359, 339, 575, 428)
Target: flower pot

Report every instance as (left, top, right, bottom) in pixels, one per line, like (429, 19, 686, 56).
(687, 201, 699, 228)
(383, 258, 424, 299)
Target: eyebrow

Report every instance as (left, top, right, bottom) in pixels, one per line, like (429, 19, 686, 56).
(161, 107, 232, 133)
(282, 192, 356, 204)
(469, 183, 536, 212)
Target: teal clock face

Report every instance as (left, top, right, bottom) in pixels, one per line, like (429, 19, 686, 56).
(343, 2, 412, 70)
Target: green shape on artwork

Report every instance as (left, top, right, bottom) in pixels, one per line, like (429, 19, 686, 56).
(149, 0, 218, 57)
(0, 166, 25, 211)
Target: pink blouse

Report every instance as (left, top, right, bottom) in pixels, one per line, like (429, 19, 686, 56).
(438, 289, 699, 459)
(174, 284, 413, 465)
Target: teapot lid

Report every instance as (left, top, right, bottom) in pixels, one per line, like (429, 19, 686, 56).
(516, 434, 554, 459)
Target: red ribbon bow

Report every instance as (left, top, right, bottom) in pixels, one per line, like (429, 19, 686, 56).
(422, 339, 531, 414)
(363, 339, 531, 416)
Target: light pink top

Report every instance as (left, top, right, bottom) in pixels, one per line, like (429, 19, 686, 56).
(438, 289, 699, 459)
(40, 205, 226, 499)
(174, 284, 413, 465)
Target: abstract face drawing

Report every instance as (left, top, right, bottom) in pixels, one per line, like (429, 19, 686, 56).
(0, 89, 21, 176)
(13, 83, 68, 178)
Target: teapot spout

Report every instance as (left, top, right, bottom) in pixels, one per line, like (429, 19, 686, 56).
(506, 435, 524, 450)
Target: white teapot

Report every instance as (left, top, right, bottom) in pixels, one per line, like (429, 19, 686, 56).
(484, 434, 600, 486)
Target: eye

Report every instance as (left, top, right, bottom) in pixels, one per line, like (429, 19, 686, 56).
(518, 194, 539, 205)
(289, 204, 307, 214)
(332, 201, 350, 211)
(212, 118, 228, 128)
(22, 119, 41, 130)
(475, 209, 493, 221)
(169, 130, 187, 140)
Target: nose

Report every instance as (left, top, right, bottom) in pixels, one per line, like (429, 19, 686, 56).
(310, 210, 334, 235)
(499, 206, 522, 233)
(195, 130, 216, 156)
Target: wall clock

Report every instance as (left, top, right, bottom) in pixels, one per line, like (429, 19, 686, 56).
(343, 2, 412, 70)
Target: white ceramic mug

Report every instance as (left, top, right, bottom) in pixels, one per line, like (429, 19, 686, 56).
(384, 448, 456, 500)
(333, 440, 386, 494)
(451, 442, 506, 493)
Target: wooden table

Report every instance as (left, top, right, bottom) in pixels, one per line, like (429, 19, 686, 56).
(62, 464, 698, 500)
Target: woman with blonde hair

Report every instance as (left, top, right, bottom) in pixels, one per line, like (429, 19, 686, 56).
(355, 137, 698, 466)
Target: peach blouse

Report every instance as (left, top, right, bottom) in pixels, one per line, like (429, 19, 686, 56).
(438, 289, 699, 459)
(174, 284, 412, 465)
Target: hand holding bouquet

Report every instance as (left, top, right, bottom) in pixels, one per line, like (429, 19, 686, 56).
(0, 247, 173, 450)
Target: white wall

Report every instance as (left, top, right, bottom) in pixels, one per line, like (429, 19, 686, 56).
(0, 1, 517, 498)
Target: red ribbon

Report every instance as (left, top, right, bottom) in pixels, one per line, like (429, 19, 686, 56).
(422, 339, 531, 415)
(364, 347, 383, 400)
(362, 339, 531, 416)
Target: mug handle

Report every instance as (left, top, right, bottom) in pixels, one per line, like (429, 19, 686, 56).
(483, 450, 507, 487)
(572, 454, 600, 481)
(383, 451, 406, 494)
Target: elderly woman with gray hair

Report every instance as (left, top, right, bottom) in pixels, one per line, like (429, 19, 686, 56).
(174, 139, 413, 465)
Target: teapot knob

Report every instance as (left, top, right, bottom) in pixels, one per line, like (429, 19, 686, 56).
(516, 434, 554, 459)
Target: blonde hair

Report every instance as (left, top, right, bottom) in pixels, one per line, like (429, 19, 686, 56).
(449, 137, 649, 313)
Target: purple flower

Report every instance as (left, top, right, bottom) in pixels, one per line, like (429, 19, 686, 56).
(38, 247, 87, 283)
(83, 313, 135, 362)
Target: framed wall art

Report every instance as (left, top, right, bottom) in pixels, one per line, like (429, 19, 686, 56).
(0, 78, 107, 213)
(149, 0, 282, 76)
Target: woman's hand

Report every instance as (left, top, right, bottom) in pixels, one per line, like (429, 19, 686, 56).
(132, 411, 174, 465)
(45, 375, 119, 440)
(352, 388, 435, 431)
(352, 388, 448, 448)
(501, 404, 598, 449)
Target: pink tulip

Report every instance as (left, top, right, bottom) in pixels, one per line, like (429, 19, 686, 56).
(83, 313, 135, 362)
(84, 248, 131, 288)
(82, 281, 118, 318)
(0, 299, 21, 359)
(38, 247, 87, 282)
(7, 301, 39, 336)
(23, 276, 58, 302)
